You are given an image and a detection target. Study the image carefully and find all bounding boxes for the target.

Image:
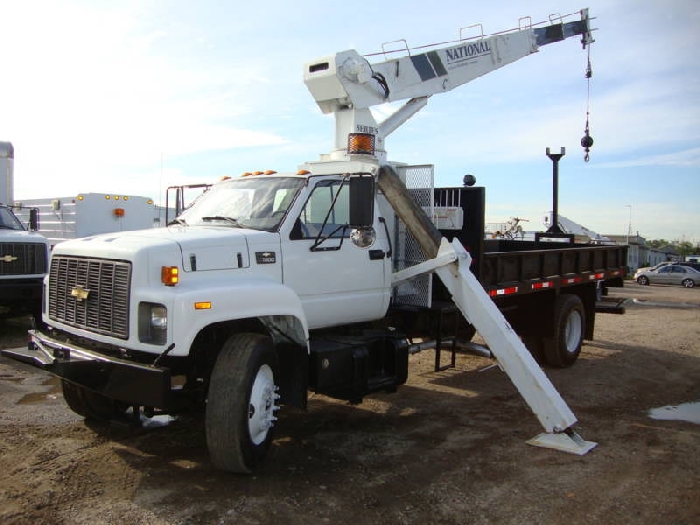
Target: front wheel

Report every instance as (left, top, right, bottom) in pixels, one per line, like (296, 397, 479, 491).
(206, 333, 279, 473)
(543, 294, 585, 368)
(637, 275, 649, 286)
(682, 279, 695, 288)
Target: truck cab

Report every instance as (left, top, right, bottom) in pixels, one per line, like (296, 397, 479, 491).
(0, 141, 50, 321)
(0, 203, 49, 320)
(171, 162, 392, 331)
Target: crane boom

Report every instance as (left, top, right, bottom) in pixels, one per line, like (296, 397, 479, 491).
(304, 9, 593, 162)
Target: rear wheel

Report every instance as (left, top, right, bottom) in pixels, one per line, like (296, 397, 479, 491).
(206, 333, 279, 473)
(682, 279, 695, 288)
(543, 295, 585, 368)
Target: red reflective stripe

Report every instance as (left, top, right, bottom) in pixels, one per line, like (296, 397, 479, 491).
(589, 272, 606, 280)
(563, 277, 582, 284)
(532, 281, 553, 290)
(489, 286, 519, 296)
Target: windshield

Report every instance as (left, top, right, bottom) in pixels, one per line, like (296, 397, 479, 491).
(177, 176, 306, 232)
(0, 206, 25, 231)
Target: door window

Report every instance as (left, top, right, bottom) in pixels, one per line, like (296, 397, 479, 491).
(297, 180, 350, 239)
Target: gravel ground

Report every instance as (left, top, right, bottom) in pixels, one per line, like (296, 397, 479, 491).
(0, 281, 698, 525)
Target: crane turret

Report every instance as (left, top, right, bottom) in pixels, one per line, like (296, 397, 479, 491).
(304, 9, 594, 163)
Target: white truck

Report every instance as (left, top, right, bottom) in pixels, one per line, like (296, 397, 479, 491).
(0, 141, 50, 321)
(12, 193, 161, 248)
(4, 10, 624, 473)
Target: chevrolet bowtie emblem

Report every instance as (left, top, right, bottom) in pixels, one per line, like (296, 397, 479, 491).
(71, 285, 91, 302)
(1, 254, 18, 263)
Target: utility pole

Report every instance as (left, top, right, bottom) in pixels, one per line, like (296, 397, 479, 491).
(624, 204, 632, 245)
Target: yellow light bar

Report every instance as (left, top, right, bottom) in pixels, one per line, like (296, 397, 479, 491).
(194, 301, 212, 310)
(348, 133, 375, 155)
(161, 266, 179, 286)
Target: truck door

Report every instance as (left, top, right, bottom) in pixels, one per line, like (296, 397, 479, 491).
(281, 178, 391, 329)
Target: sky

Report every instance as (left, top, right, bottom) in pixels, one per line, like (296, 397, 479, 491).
(1, 0, 698, 243)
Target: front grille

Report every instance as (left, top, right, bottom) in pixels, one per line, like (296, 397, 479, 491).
(48, 256, 132, 339)
(0, 242, 48, 276)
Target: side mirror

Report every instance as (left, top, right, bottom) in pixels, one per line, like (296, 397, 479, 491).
(28, 208, 40, 231)
(348, 176, 375, 227)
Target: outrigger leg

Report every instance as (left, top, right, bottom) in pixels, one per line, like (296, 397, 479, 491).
(380, 164, 595, 454)
(393, 238, 596, 455)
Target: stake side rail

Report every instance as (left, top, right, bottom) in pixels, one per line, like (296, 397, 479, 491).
(481, 245, 627, 298)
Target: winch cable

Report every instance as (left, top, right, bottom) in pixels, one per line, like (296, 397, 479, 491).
(581, 44, 594, 162)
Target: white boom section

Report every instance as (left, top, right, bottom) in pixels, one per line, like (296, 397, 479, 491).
(304, 10, 593, 163)
(393, 238, 597, 454)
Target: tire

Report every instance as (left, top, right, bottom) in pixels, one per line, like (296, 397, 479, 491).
(206, 333, 279, 473)
(543, 294, 585, 368)
(637, 276, 649, 286)
(682, 279, 695, 288)
(60, 380, 127, 421)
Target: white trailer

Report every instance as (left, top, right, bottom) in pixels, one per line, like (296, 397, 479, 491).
(13, 193, 162, 247)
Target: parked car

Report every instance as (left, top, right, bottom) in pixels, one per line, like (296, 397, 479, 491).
(680, 261, 700, 272)
(635, 265, 700, 288)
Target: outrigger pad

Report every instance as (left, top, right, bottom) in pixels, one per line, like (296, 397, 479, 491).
(526, 431, 598, 456)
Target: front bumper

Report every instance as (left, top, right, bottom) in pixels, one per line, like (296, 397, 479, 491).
(1, 329, 172, 408)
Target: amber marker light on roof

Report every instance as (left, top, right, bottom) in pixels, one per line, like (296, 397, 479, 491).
(161, 266, 179, 286)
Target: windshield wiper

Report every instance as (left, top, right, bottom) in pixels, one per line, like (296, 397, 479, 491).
(0, 224, 17, 230)
(168, 217, 187, 226)
(201, 216, 241, 227)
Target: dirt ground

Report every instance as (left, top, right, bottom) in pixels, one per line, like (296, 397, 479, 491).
(0, 282, 698, 525)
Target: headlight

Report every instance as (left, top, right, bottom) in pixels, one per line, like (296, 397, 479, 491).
(139, 302, 168, 345)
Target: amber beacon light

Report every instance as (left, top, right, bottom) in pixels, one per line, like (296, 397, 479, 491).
(347, 133, 375, 155)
